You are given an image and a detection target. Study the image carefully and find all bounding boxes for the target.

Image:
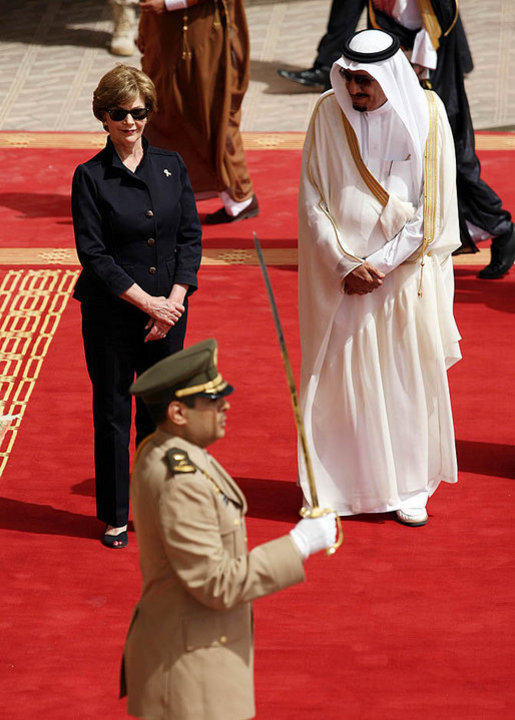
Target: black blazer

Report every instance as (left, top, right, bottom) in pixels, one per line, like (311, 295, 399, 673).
(71, 137, 202, 306)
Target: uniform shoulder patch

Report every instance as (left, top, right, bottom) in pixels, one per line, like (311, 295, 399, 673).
(166, 448, 196, 475)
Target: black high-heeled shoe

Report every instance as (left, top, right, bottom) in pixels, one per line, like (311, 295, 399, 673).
(101, 526, 128, 549)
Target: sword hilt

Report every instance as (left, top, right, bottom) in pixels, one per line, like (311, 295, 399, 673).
(300, 506, 344, 556)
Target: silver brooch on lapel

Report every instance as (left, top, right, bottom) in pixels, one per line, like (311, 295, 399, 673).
(163, 169, 171, 177)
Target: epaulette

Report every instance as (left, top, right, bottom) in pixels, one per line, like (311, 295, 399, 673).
(166, 448, 196, 475)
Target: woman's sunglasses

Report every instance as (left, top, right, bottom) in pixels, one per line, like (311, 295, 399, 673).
(105, 106, 150, 122)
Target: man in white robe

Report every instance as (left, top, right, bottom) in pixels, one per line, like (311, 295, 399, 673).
(298, 29, 462, 526)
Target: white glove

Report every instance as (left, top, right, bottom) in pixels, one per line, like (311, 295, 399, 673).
(289, 513, 337, 559)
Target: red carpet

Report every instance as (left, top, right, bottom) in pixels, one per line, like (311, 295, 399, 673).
(2, 135, 513, 250)
(0, 138, 514, 719)
(0, 146, 302, 249)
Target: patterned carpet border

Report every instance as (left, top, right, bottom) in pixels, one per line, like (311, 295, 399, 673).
(0, 247, 491, 267)
(0, 131, 513, 151)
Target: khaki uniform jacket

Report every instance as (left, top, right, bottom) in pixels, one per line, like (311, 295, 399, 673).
(121, 431, 305, 720)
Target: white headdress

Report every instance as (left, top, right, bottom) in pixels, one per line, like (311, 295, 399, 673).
(330, 29, 429, 186)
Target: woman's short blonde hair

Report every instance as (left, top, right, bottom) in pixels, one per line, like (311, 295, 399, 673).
(92, 64, 158, 122)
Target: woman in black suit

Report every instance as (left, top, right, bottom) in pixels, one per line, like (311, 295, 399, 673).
(72, 65, 202, 548)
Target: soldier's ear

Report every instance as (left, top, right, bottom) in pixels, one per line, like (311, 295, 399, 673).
(167, 400, 189, 427)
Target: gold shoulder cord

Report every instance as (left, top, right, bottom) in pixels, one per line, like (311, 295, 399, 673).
(418, 89, 438, 297)
(368, 0, 378, 28)
(185, 454, 229, 501)
(130, 439, 228, 507)
(417, 0, 458, 45)
(306, 96, 379, 265)
(443, 0, 459, 37)
(200, 469, 227, 497)
(197, 465, 231, 506)
(166, 445, 230, 500)
(416, 0, 443, 50)
(340, 111, 389, 207)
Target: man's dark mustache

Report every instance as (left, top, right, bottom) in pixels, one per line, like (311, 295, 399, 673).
(351, 92, 369, 112)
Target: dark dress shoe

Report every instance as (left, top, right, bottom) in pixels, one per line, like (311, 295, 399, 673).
(277, 66, 331, 91)
(478, 224, 515, 279)
(205, 195, 259, 225)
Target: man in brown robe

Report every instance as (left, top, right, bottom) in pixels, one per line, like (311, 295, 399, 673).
(138, 0, 258, 223)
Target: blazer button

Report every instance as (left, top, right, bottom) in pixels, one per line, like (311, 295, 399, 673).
(146, 210, 154, 218)
(147, 237, 155, 246)
(149, 266, 157, 274)
(233, 518, 240, 526)
(219, 635, 227, 644)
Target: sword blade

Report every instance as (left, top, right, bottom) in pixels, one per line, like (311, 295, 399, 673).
(253, 233, 319, 509)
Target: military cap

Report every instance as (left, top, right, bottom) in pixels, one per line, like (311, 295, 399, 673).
(130, 338, 233, 405)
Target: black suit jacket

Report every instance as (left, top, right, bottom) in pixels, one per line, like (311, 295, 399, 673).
(71, 137, 202, 307)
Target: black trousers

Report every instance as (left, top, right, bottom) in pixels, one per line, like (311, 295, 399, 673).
(315, 0, 365, 69)
(450, 107, 512, 247)
(81, 300, 188, 527)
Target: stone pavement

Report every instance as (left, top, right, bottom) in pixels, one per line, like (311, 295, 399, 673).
(0, 0, 513, 133)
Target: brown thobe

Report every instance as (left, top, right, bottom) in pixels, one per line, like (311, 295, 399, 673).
(139, 0, 254, 202)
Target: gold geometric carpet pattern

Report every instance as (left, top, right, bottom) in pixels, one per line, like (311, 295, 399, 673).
(0, 269, 79, 477)
(0, 246, 491, 267)
(0, 131, 514, 151)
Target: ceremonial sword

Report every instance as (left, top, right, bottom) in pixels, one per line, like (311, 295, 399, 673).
(253, 233, 343, 555)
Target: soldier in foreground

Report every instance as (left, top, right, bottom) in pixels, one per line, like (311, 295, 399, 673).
(120, 339, 336, 719)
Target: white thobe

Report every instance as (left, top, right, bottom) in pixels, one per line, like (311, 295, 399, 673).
(298, 90, 461, 516)
(345, 100, 424, 276)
